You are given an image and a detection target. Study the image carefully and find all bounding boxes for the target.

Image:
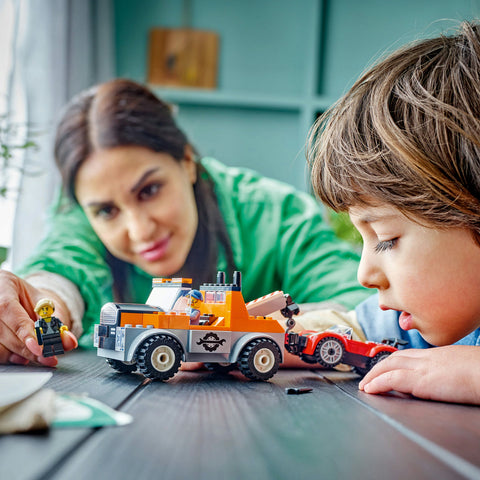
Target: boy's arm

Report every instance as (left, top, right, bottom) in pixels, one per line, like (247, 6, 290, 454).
(359, 345, 480, 404)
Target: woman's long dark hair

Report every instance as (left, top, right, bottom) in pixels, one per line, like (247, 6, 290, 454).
(54, 79, 235, 300)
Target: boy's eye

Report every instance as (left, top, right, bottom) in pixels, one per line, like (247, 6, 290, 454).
(374, 238, 398, 253)
(138, 183, 161, 201)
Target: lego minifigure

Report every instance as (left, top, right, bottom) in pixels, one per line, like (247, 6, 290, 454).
(34, 298, 68, 357)
(185, 289, 204, 324)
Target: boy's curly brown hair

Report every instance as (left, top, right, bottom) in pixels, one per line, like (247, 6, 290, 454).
(308, 21, 480, 240)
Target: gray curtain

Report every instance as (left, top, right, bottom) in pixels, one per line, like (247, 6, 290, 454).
(11, 0, 115, 269)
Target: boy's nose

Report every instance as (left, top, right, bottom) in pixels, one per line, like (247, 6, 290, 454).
(357, 251, 388, 290)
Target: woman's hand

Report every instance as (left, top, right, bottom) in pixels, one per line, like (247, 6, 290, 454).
(359, 345, 480, 404)
(0, 270, 78, 366)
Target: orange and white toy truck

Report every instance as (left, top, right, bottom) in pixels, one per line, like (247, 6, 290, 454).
(94, 271, 297, 381)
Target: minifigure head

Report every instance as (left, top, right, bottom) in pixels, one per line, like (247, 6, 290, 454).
(34, 298, 55, 319)
(186, 289, 203, 308)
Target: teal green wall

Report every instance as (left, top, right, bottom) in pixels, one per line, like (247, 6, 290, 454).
(114, 0, 317, 96)
(113, 0, 480, 190)
(321, 0, 480, 98)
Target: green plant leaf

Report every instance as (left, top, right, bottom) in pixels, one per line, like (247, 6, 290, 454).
(328, 210, 362, 247)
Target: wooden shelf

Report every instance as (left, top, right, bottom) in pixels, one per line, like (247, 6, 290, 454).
(151, 87, 338, 113)
(150, 87, 305, 111)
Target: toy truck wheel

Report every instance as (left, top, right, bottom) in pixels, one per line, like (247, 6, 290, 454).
(238, 338, 281, 381)
(136, 335, 182, 380)
(106, 358, 137, 373)
(315, 337, 344, 367)
(367, 351, 392, 371)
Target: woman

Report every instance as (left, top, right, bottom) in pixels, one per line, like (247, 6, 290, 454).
(1, 79, 369, 365)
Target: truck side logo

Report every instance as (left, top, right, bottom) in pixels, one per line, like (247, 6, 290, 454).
(196, 333, 226, 352)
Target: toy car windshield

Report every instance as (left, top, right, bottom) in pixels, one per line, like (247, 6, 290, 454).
(327, 325, 353, 339)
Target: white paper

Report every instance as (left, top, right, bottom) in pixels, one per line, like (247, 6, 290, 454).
(0, 372, 53, 411)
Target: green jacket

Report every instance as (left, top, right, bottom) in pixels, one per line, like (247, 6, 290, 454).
(18, 158, 369, 345)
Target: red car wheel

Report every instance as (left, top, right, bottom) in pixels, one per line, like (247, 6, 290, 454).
(315, 336, 344, 367)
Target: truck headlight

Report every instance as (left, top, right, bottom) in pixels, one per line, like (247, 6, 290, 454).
(115, 327, 126, 352)
(93, 324, 99, 347)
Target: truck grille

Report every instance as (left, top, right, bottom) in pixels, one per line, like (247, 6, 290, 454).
(100, 303, 119, 325)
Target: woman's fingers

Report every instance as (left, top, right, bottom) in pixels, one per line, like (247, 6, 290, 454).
(0, 320, 40, 363)
(180, 362, 204, 371)
(35, 354, 58, 367)
(0, 271, 78, 365)
(25, 336, 43, 356)
(0, 340, 58, 367)
(61, 330, 78, 351)
(8, 353, 30, 365)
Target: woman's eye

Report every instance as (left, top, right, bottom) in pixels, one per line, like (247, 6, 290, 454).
(374, 238, 398, 253)
(138, 183, 161, 201)
(94, 205, 118, 220)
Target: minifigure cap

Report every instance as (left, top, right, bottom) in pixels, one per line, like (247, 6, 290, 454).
(34, 298, 55, 313)
(186, 289, 203, 301)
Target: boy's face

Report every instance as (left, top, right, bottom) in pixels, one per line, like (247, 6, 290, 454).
(349, 203, 480, 346)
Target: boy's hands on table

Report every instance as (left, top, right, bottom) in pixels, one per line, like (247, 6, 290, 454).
(0, 270, 78, 366)
(359, 345, 480, 404)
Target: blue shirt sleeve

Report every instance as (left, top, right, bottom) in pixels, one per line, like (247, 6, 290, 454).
(355, 293, 480, 348)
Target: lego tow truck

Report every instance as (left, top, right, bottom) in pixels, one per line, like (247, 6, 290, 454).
(94, 271, 298, 381)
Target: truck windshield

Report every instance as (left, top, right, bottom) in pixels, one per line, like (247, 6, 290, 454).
(146, 287, 187, 312)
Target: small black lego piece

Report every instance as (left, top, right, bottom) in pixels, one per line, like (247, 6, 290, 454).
(285, 387, 313, 395)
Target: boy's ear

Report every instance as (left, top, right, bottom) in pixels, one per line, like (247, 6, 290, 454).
(183, 144, 197, 184)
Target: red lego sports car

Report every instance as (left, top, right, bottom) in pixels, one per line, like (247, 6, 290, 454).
(285, 325, 407, 375)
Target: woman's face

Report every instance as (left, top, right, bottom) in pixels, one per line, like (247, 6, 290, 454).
(75, 145, 198, 277)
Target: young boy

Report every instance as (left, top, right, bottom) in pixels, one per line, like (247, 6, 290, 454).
(306, 21, 480, 404)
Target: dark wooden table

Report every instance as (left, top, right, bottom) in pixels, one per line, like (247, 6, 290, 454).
(1, 349, 479, 480)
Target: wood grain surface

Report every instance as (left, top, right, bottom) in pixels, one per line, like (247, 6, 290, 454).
(0, 350, 478, 480)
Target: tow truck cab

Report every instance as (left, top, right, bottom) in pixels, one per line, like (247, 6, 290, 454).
(94, 277, 193, 350)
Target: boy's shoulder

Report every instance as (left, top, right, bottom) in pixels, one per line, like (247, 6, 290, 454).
(453, 329, 480, 346)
